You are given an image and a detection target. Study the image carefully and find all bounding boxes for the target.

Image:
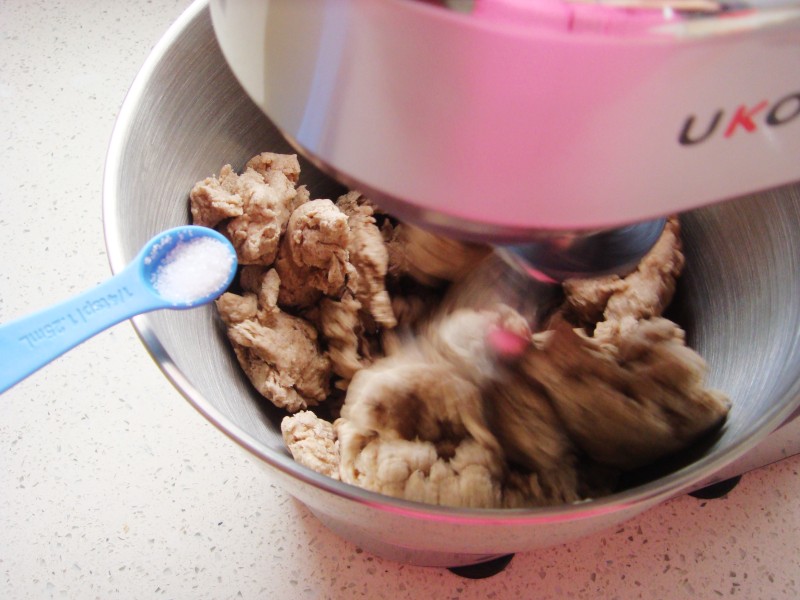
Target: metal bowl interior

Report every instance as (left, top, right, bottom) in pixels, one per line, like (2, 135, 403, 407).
(103, 0, 800, 565)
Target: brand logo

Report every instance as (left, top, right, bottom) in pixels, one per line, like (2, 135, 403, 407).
(679, 92, 800, 146)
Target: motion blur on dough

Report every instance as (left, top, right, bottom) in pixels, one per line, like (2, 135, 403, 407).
(190, 152, 729, 508)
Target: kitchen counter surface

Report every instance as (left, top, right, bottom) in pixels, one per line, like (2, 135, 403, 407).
(1, 1, 798, 598)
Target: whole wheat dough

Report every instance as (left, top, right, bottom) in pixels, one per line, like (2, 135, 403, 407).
(273, 198, 352, 308)
(519, 317, 730, 470)
(191, 152, 730, 509)
(216, 269, 331, 412)
(189, 154, 307, 265)
(282, 410, 340, 480)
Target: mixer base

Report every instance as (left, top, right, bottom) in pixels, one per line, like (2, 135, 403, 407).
(448, 554, 515, 578)
(688, 476, 743, 499)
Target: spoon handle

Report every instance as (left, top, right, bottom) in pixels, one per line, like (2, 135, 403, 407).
(0, 264, 165, 394)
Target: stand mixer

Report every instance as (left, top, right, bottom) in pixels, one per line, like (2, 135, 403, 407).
(97, 0, 800, 568)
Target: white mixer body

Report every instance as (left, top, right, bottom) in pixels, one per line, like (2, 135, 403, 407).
(210, 0, 800, 241)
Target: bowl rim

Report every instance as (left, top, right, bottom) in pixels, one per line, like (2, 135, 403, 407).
(101, 0, 800, 525)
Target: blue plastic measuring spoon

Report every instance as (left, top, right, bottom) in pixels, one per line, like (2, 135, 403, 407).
(0, 225, 237, 394)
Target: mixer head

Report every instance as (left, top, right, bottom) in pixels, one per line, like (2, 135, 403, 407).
(210, 0, 800, 277)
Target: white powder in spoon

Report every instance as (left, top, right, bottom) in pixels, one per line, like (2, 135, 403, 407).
(151, 236, 234, 304)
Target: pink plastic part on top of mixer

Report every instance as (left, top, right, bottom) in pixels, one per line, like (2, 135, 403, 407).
(473, 0, 683, 35)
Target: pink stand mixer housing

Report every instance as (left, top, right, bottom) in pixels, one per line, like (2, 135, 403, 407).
(209, 0, 800, 242)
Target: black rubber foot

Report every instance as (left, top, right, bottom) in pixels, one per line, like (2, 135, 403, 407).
(448, 554, 515, 579)
(688, 475, 743, 499)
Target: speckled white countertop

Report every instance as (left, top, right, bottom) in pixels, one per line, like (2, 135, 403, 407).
(1, 1, 799, 598)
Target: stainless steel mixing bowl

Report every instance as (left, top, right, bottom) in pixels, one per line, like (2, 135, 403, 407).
(103, 0, 800, 567)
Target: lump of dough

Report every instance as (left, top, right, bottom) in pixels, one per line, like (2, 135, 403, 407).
(336, 191, 396, 328)
(190, 154, 308, 266)
(334, 354, 505, 508)
(273, 199, 352, 308)
(216, 269, 331, 412)
(281, 411, 340, 480)
(224, 168, 307, 266)
(245, 151, 301, 184)
(563, 216, 684, 333)
(519, 317, 730, 470)
(215, 289, 258, 323)
(189, 164, 244, 228)
(318, 293, 375, 382)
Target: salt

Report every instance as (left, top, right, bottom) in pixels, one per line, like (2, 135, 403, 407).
(152, 236, 234, 304)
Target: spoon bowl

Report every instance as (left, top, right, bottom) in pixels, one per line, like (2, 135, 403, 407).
(138, 225, 238, 307)
(0, 225, 237, 394)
